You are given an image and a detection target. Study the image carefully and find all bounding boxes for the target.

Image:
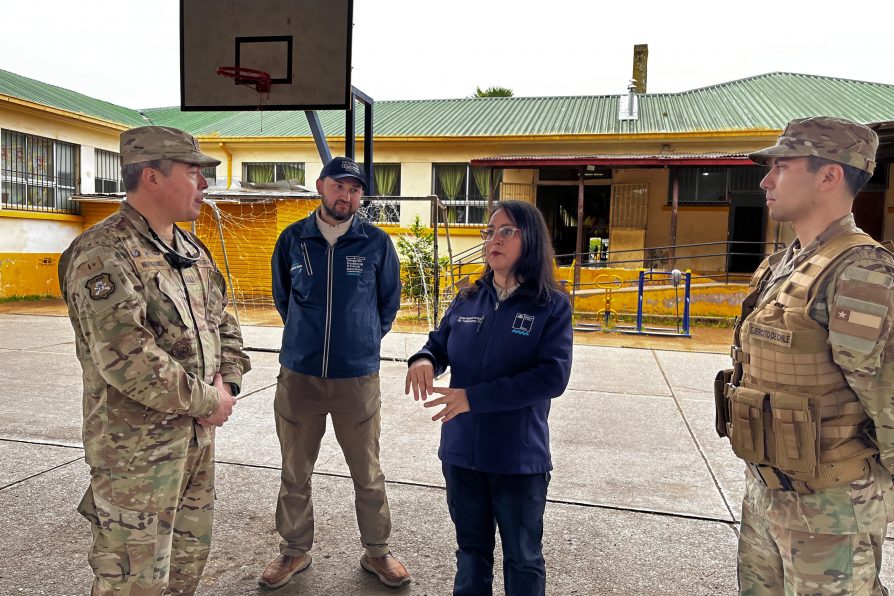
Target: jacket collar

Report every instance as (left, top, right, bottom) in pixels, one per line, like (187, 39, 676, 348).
(779, 213, 858, 273)
(475, 272, 525, 303)
(299, 208, 369, 241)
(118, 200, 163, 244)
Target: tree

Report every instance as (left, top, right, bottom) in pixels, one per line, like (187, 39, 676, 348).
(474, 86, 514, 98)
(397, 215, 438, 319)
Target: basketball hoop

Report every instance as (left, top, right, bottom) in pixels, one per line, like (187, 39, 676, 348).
(216, 66, 272, 94)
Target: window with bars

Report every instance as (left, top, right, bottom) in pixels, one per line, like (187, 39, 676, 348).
(242, 162, 305, 185)
(1, 129, 80, 213)
(668, 166, 766, 204)
(432, 163, 502, 226)
(362, 163, 401, 223)
(611, 183, 649, 228)
(95, 149, 124, 193)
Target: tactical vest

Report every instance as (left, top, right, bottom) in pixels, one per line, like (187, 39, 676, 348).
(718, 231, 880, 491)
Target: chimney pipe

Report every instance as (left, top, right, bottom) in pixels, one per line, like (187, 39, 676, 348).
(632, 44, 648, 93)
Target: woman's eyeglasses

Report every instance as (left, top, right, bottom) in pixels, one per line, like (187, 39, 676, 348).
(480, 226, 521, 241)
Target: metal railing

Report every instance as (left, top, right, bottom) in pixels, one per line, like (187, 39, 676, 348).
(555, 240, 785, 285)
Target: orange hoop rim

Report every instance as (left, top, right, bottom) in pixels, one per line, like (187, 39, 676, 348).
(216, 66, 272, 93)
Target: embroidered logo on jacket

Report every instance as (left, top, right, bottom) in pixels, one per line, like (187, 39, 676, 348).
(458, 316, 484, 325)
(512, 313, 535, 336)
(346, 255, 365, 276)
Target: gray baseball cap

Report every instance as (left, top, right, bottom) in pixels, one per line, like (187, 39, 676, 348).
(120, 126, 221, 167)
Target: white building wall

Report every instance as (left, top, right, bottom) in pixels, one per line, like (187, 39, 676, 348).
(0, 218, 80, 252)
(81, 145, 97, 195)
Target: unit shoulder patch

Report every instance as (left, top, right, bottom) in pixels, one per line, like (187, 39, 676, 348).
(829, 274, 891, 355)
(85, 273, 116, 300)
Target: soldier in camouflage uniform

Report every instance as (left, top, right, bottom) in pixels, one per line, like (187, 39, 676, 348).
(58, 126, 251, 594)
(715, 116, 894, 595)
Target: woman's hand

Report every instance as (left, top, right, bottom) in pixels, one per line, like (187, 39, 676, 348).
(424, 387, 470, 423)
(405, 359, 435, 401)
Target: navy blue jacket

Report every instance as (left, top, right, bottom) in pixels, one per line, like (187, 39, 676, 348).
(410, 277, 573, 474)
(272, 213, 401, 378)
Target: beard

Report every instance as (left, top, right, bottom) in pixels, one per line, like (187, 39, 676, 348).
(322, 200, 354, 222)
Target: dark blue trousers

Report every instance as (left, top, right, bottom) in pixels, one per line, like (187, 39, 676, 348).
(443, 463, 550, 596)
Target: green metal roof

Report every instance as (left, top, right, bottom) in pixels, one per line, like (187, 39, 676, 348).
(0, 68, 148, 127)
(144, 73, 894, 138)
(3, 69, 894, 138)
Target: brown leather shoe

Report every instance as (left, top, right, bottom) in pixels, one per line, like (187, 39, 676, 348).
(360, 551, 411, 588)
(258, 553, 312, 589)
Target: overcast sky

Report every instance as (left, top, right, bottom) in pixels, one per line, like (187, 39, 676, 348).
(1, 0, 892, 109)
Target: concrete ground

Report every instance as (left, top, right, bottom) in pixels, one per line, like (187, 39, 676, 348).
(2, 312, 894, 595)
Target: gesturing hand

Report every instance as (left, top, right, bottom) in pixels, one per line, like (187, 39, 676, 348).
(424, 387, 470, 423)
(405, 359, 435, 401)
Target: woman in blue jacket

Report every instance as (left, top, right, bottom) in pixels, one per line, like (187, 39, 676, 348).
(405, 200, 573, 596)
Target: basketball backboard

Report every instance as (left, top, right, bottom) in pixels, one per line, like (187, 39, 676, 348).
(180, 0, 353, 111)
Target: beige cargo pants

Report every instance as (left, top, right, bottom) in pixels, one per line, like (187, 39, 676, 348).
(273, 366, 391, 558)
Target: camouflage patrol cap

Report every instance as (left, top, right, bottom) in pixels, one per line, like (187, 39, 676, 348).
(120, 126, 221, 167)
(749, 116, 877, 175)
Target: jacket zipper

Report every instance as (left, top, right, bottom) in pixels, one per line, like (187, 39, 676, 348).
(322, 244, 334, 377)
(471, 297, 501, 469)
(301, 242, 314, 275)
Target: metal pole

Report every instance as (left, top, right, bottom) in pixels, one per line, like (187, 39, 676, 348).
(636, 270, 645, 333)
(670, 176, 679, 269)
(573, 169, 584, 311)
(305, 111, 332, 164)
(682, 272, 691, 336)
(364, 99, 375, 196)
(344, 100, 355, 160)
(432, 196, 440, 326)
(203, 199, 240, 327)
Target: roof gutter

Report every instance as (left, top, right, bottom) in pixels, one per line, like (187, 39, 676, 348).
(195, 129, 782, 145)
(470, 156, 753, 167)
(218, 142, 233, 189)
(0, 93, 132, 132)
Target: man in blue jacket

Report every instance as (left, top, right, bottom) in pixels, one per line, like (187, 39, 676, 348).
(260, 157, 408, 589)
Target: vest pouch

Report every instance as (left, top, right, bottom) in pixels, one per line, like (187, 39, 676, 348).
(769, 392, 818, 475)
(729, 386, 768, 463)
(714, 369, 733, 438)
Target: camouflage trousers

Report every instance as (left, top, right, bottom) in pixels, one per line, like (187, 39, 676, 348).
(78, 433, 215, 595)
(738, 494, 888, 595)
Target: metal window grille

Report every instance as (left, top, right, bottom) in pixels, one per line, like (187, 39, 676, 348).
(611, 183, 649, 229)
(669, 166, 765, 204)
(433, 164, 500, 226)
(1, 129, 80, 214)
(95, 149, 124, 193)
(362, 163, 401, 223)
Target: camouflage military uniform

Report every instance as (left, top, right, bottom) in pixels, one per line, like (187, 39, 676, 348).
(734, 215, 894, 595)
(59, 201, 251, 594)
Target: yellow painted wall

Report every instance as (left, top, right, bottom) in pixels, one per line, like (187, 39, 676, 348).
(503, 169, 535, 185)
(574, 282, 748, 318)
(614, 168, 731, 272)
(609, 228, 646, 267)
(0, 253, 61, 297)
